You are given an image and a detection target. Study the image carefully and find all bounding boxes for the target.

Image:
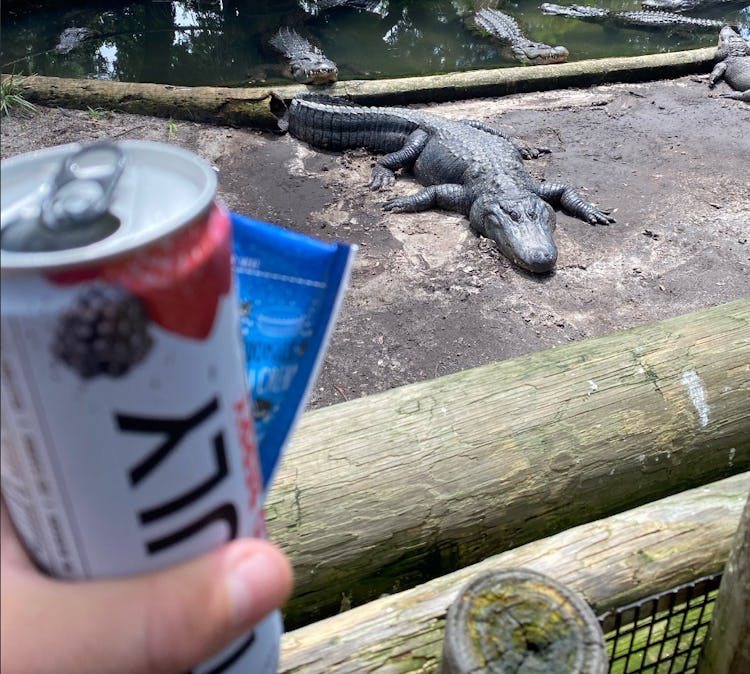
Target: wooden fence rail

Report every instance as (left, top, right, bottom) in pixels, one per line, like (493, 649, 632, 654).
(279, 472, 750, 673)
(265, 299, 750, 628)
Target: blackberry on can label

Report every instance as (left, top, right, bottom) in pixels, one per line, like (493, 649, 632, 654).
(52, 283, 153, 379)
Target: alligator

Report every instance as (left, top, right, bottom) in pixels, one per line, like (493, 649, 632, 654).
(55, 27, 94, 54)
(298, 0, 388, 16)
(709, 25, 750, 101)
(473, 8, 569, 65)
(269, 27, 338, 84)
(281, 94, 614, 273)
(540, 4, 726, 31)
(641, 0, 739, 11)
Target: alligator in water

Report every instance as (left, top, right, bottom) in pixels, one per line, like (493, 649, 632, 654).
(55, 27, 94, 54)
(540, 4, 726, 31)
(709, 25, 750, 101)
(298, 0, 388, 16)
(281, 94, 614, 273)
(641, 0, 740, 11)
(269, 27, 338, 84)
(473, 8, 570, 65)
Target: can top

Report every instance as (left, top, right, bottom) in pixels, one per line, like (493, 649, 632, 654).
(1, 140, 217, 271)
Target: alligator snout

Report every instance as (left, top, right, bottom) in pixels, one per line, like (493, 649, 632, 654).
(516, 44, 570, 66)
(294, 66, 339, 85)
(515, 246, 558, 274)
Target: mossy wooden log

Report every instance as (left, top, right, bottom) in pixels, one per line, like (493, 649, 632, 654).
(1, 75, 287, 130)
(3, 46, 720, 127)
(324, 46, 720, 105)
(266, 299, 750, 629)
(279, 473, 750, 674)
(697, 491, 750, 673)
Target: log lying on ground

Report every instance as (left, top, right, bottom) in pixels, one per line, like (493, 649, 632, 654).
(0, 75, 288, 130)
(329, 46, 720, 105)
(279, 472, 750, 674)
(2, 46, 719, 126)
(266, 299, 750, 628)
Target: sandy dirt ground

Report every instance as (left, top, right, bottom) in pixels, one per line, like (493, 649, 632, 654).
(2, 73, 748, 408)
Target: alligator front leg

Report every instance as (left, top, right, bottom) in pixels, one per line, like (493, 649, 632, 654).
(383, 184, 473, 215)
(369, 129, 429, 190)
(533, 181, 615, 224)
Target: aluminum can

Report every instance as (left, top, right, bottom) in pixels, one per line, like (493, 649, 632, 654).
(0, 140, 281, 674)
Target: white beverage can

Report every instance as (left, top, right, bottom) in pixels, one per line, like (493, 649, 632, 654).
(0, 140, 281, 673)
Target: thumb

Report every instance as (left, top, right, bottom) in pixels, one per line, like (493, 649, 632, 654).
(5, 538, 293, 674)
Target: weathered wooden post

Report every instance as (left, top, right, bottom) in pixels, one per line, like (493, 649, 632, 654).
(696, 491, 750, 674)
(440, 569, 608, 674)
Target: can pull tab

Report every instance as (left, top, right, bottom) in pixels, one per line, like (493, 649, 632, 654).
(41, 141, 126, 230)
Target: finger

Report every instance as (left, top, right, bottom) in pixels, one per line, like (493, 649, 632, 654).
(2, 538, 293, 674)
(0, 496, 36, 573)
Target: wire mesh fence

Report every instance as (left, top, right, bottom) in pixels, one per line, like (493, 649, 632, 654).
(597, 572, 723, 674)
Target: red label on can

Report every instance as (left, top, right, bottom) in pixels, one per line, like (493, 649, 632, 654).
(47, 205, 232, 340)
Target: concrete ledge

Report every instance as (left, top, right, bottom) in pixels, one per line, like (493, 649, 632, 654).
(3, 46, 719, 128)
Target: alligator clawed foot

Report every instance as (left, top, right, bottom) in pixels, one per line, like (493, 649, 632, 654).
(519, 145, 551, 160)
(589, 211, 616, 225)
(369, 165, 396, 191)
(382, 197, 410, 212)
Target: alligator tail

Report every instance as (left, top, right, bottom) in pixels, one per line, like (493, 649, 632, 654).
(279, 93, 352, 132)
(294, 92, 360, 107)
(286, 95, 419, 153)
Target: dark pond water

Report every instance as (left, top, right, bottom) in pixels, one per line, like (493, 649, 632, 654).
(2, 1, 749, 87)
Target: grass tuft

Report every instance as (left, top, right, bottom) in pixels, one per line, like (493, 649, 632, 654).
(87, 106, 114, 120)
(167, 117, 177, 141)
(1, 74, 38, 117)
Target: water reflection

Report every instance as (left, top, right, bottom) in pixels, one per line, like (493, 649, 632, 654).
(1, 0, 748, 86)
(95, 42, 118, 79)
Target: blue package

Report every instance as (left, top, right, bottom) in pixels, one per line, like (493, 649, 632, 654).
(231, 212, 356, 491)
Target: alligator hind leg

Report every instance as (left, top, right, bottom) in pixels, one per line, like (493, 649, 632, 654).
(534, 181, 615, 225)
(709, 63, 750, 101)
(708, 61, 727, 88)
(383, 184, 472, 215)
(369, 129, 429, 190)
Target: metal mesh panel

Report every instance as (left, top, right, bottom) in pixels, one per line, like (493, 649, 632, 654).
(598, 572, 723, 674)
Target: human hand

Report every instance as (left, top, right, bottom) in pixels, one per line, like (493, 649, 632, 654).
(0, 498, 293, 674)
